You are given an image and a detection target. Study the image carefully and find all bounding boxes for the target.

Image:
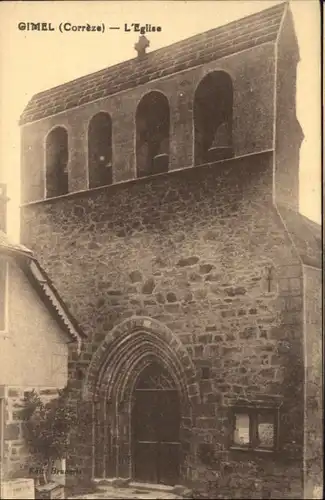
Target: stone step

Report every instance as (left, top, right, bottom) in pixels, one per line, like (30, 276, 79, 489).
(129, 481, 176, 493)
(68, 484, 182, 499)
(68, 480, 187, 499)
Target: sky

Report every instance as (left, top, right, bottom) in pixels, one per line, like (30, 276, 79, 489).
(0, 0, 321, 242)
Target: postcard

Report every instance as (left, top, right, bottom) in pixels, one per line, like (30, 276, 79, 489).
(0, 2, 322, 499)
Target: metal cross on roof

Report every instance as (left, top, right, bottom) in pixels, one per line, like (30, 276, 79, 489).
(134, 35, 150, 58)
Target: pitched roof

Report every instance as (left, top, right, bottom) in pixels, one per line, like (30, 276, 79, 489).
(0, 229, 85, 342)
(279, 207, 322, 268)
(21, 259, 86, 343)
(20, 2, 287, 125)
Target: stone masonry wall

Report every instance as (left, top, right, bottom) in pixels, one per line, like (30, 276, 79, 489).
(303, 266, 323, 498)
(2, 386, 60, 482)
(20, 152, 305, 498)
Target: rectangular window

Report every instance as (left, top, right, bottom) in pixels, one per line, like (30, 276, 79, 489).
(233, 413, 250, 446)
(257, 412, 275, 449)
(230, 407, 278, 452)
(0, 258, 7, 331)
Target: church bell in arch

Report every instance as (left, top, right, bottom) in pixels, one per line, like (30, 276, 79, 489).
(207, 121, 233, 162)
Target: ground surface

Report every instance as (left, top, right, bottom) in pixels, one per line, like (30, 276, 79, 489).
(67, 481, 184, 499)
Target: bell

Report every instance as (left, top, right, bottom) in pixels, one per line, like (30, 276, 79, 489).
(157, 136, 169, 156)
(209, 121, 231, 150)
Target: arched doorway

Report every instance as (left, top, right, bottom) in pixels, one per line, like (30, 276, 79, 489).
(82, 317, 201, 484)
(132, 362, 181, 485)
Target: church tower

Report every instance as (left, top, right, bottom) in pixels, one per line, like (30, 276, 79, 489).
(19, 3, 321, 498)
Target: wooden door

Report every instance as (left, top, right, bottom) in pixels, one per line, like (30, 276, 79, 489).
(132, 363, 181, 485)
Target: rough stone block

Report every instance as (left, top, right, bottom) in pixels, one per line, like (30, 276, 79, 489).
(129, 270, 142, 283)
(177, 256, 199, 267)
(166, 292, 178, 303)
(142, 278, 155, 294)
(5, 424, 20, 441)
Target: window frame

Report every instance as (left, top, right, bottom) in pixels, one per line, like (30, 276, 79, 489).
(0, 257, 8, 333)
(229, 405, 280, 453)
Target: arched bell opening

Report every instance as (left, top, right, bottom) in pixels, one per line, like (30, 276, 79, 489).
(45, 126, 69, 197)
(88, 112, 113, 188)
(194, 71, 233, 165)
(136, 92, 170, 178)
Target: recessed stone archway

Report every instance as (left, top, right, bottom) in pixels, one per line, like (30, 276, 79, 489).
(82, 316, 200, 482)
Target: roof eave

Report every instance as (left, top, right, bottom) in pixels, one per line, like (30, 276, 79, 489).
(28, 258, 86, 343)
(0, 245, 34, 260)
(8, 250, 86, 347)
